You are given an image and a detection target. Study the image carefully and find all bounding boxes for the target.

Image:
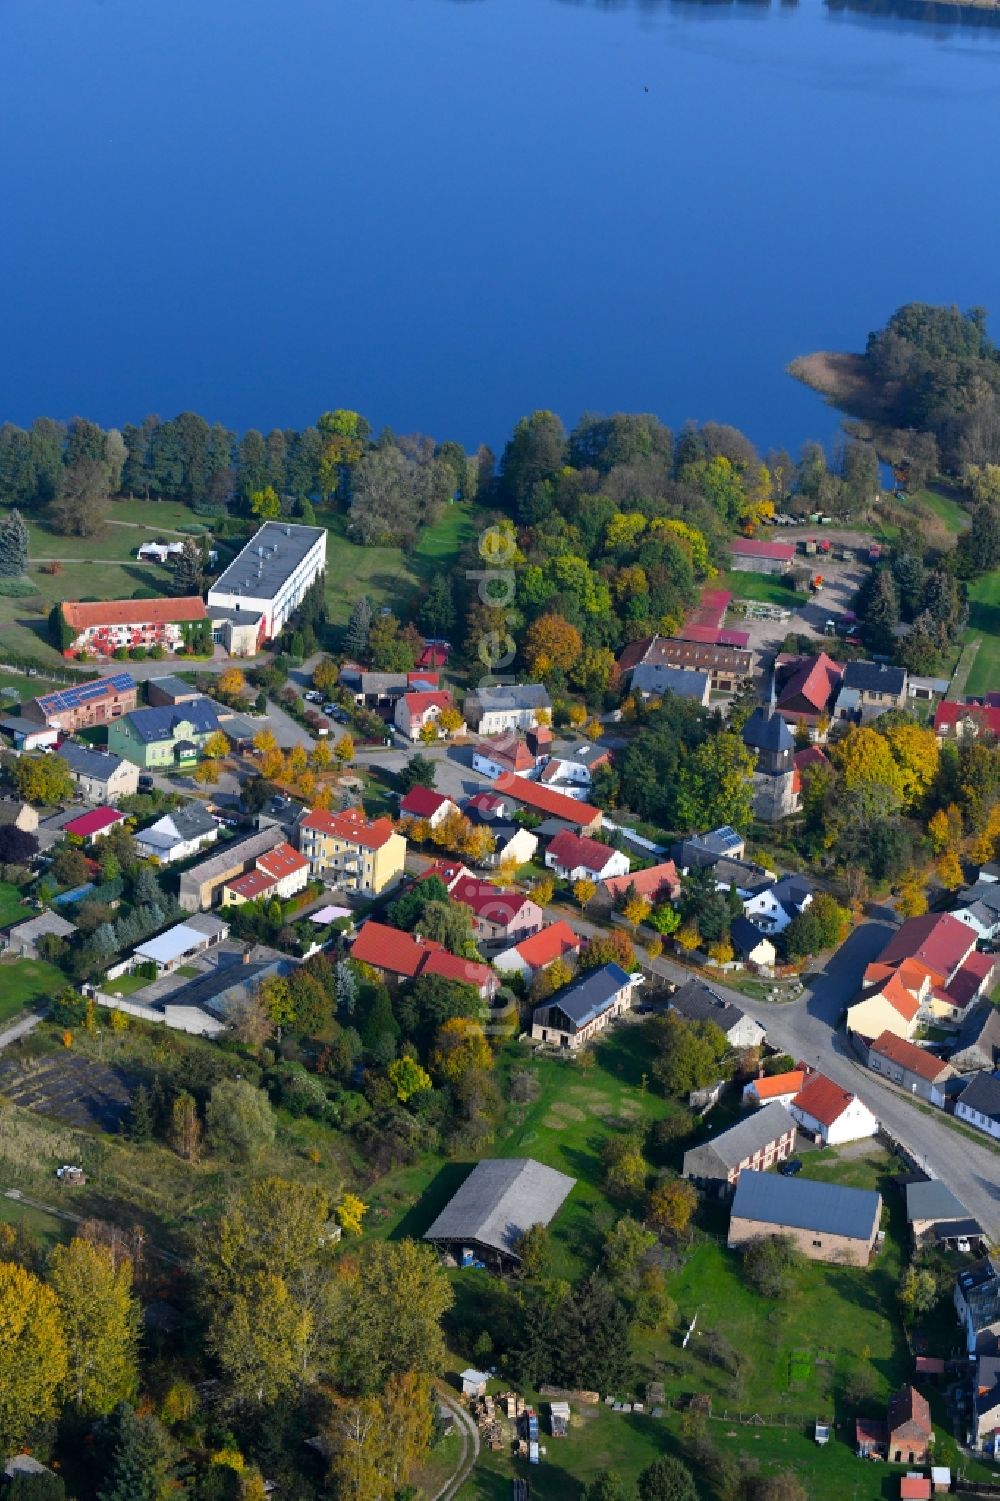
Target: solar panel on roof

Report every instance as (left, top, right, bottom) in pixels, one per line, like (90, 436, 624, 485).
(37, 673, 134, 714)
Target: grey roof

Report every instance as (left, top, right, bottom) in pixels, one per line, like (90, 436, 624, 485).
(631, 664, 710, 700)
(145, 675, 199, 701)
(468, 684, 551, 713)
(959, 882, 1000, 916)
(698, 827, 745, 857)
(209, 521, 326, 603)
(0, 800, 33, 825)
(206, 604, 263, 625)
(730, 917, 774, 957)
(179, 826, 284, 891)
(842, 660, 907, 696)
(552, 739, 609, 768)
(958, 1072, 1000, 1123)
(360, 672, 408, 695)
(768, 874, 813, 912)
(696, 1102, 796, 1170)
(742, 707, 794, 754)
(713, 860, 772, 896)
(731, 1168, 881, 1241)
(120, 698, 221, 745)
(168, 802, 218, 840)
(905, 1178, 970, 1225)
(165, 956, 296, 1019)
(1, 714, 58, 736)
(951, 1001, 1000, 1068)
(57, 741, 131, 780)
(423, 1157, 576, 1256)
(669, 979, 748, 1035)
(540, 962, 632, 1029)
(8, 910, 77, 942)
(961, 900, 999, 930)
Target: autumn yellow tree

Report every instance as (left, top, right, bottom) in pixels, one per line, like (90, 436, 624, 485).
(936, 848, 964, 890)
(194, 759, 219, 785)
(49, 1237, 139, 1417)
(675, 921, 701, 952)
(335, 733, 355, 763)
(463, 825, 496, 864)
(573, 878, 597, 908)
(253, 727, 278, 756)
(530, 956, 574, 1001)
(312, 657, 339, 695)
(438, 706, 464, 734)
(287, 744, 308, 777)
(884, 722, 940, 808)
(927, 803, 963, 855)
(622, 893, 652, 929)
(0, 1261, 67, 1453)
(646, 936, 663, 960)
(532, 875, 555, 906)
(335, 1193, 368, 1237)
(833, 726, 905, 799)
(418, 722, 439, 744)
(969, 804, 1000, 865)
(296, 768, 317, 803)
(311, 739, 333, 772)
(895, 869, 929, 918)
(647, 1177, 697, 1237)
(218, 667, 247, 701)
(430, 1017, 492, 1085)
(203, 730, 231, 759)
(523, 612, 583, 678)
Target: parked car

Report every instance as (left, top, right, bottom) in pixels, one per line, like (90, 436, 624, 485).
(138, 774, 154, 792)
(305, 690, 323, 703)
(778, 1158, 803, 1177)
(323, 703, 338, 716)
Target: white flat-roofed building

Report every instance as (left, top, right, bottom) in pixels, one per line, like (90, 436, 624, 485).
(207, 522, 327, 642)
(133, 913, 230, 974)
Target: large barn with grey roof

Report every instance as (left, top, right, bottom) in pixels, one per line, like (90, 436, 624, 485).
(423, 1157, 575, 1269)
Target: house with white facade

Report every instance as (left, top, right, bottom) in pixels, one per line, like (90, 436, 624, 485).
(464, 684, 550, 735)
(135, 803, 219, 864)
(394, 690, 463, 742)
(540, 740, 612, 791)
(398, 786, 458, 828)
(668, 978, 766, 1049)
(789, 1072, 878, 1145)
(206, 522, 327, 644)
(743, 875, 813, 937)
(544, 830, 629, 884)
(956, 1073, 1000, 1141)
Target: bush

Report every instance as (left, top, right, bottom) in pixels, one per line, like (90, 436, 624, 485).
(742, 1234, 802, 1298)
(0, 577, 38, 597)
(129, 645, 148, 661)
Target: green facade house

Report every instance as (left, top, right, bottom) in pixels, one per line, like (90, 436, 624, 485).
(107, 697, 222, 770)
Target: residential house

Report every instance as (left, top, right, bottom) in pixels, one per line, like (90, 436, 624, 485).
(834, 660, 908, 723)
(472, 734, 539, 779)
(134, 803, 219, 864)
(63, 807, 126, 844)
(682, 1103, 796, 1194)
(394, 690, 462, 741)
(630, 664, 712, 704)
(544, 830, 630, 884)
(108, 698, 223, 770)
(742, 705, 798, 823)
(950, 1001, 1000, 1074)
(449, 875, 544, 946)
(727, 1169, 882, 1267)
(905, 1180, 982, 1249)
(418, 859, 473, 894)
(145, 675, 202, 707)
(668, 978, 766, 1049)
(678, 826, 746, 864)
(493, 920, 583, 983)
(955, 1257, 1000, 1353)
(56, 742, 139, 803)
(593, 860, 681, 914)
(178, 826, 287, 912)
(132, 913, 230, 975)
(0, 800, 39, 834)
(531, 962, 635, 1049)
(344, 669, 440, 708)
(743, 874, 813, 936)
(887, 1386, 933, 1466)
(464, 791, 514, 822)
(848, 912, 990, 1041)
(955, 1073, 1000, 1140)
(618, 635, 752, 695)
(972, 1352, 1000, 1457)
(349, 920, 498, 999)
(742, 1069, 807, 1107)
(255, 794, 308, 840)
(488, 825, 539, 870)
(423, 1157, 576, 1271)
(491, 774, 602, 834)
(58, 597, 208, 659)
(789, 1072, 878, 1145)
(772, 651, 843, 727)
(866, 1030, 956, 1107)
(463, 684, 551, 734)
(729, 537, 795, 574)
(297, 806, 406, 895)
(5, 910, 76, 957)
(934, 699, 1000, 742)
(952, 887, 1000, 944)
(730, 917, 778, 969)
(21, 672, 138, 731)
(398, 786, 458, 828)
(540, 740, 612, 790)
(221, 841, 309, 906)
(1, 716, 60, 751)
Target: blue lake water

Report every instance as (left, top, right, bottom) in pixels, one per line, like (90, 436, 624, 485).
(2, 0, 1000, 456)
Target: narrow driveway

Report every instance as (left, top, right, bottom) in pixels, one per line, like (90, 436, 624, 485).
(0, 1011, 42, 1050)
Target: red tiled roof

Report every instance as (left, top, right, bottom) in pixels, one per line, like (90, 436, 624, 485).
(914, 1356, 945, 1375)
(877, 913, 975, 983)
(402, 690, 453, 715)
(776, 652, 843, 717)
(791, 1072, 856, 1127)
(64, 807, 125, 838)
(62, 597, 207, 630)
(400, 787, 452, 819)
(685, 586, 732, 631)
(417, 645, 449, 669)
(476, 735, 536, 772)
(226, 867, 277, 901)
(900, 1480, 930, 1501)
(546, 829, 620, 875)
(934, 699, 1000, 737)
(350, 920, 441, 978)
(793, 745, 830, 773)
(751, 1070, 806, 1101)
(730, 538, 795, 562)
(465, 792, 508, 818)
(602, 862, 680, 903)
(615, 636, 656, 677)
(870, 1030, 950, 1083)
(421, 949, 496, 993)
(450, 876, 538, 926)
(945, 951, 997, 1011)
(406, 668, 441, 686)
(888, 1384, 932, 1439)
(257, 842, 309, 881)
(300, 806, 397, 851)
(493, 773, 600, 828)
(417, 860, 471, 892)
(512, 920, 582, 969)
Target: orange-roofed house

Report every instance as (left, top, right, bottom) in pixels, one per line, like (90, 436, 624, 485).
(493, 920, 584, 982)
(850, 912, 991, 1038)
(742, 1070, 807, 1108)
(394, 689, 464, 742)
(544, 830, 630, 883)
(349, 920, 497, 998)
(492, 774, 602, 833)
(867, 1030, 956, 1107)
(899, 1478, 931, 1501)
(221, 840, 309, 907)
(595, 861, 682, 912)
(847, 970, 922, 1043)
(789, 1072, 878, 1146)
(59, 597, 208, 659)
(298, 806, 406, 895)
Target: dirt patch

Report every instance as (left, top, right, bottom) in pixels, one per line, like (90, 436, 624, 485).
(0, 1053, 135, 1132)
(787, 350, 888, 421)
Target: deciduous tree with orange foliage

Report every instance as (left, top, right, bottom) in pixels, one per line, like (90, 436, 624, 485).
(523, 612, 583, 678)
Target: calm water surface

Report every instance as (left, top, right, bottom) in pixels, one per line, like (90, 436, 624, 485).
(2, 0, 999, 454)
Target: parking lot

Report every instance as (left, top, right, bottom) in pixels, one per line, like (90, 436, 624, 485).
(729, 554, 870, 663)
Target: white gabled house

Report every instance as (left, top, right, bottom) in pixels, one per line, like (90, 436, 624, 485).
(788, 1072, 878, 1146)
(544, 830, 629, 884)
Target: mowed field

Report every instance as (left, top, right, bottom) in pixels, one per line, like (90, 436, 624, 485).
(321, 503, 476, 626)
(964, 568, 1000, 696)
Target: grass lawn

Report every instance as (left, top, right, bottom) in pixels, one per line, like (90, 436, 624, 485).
(101, 971, 154, 997)
(0, 880, 31, 929)
(722, 570, 799, 609)
(320, 503, 476, 627)
(0, 959, 67, 1024)
(911, 483, 969, 536)
(963, 569, 1000, 696)
(0, 557, 177, 668)
(0, 1193, 70, 1250)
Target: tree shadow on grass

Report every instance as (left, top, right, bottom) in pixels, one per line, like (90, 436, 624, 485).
(390, 1159, 472, 1242)
(595, 1026, 654, 1090)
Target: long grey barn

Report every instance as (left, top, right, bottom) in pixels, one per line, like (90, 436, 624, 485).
(423, 1157, 575, 1269)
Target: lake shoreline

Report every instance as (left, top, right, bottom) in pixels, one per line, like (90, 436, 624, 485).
(787, 349, 890, 425)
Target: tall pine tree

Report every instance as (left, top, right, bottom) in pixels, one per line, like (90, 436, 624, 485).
(0, 507, 29, 577)
(171, 537, 205, 596)
(344, 595, 373, 659)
